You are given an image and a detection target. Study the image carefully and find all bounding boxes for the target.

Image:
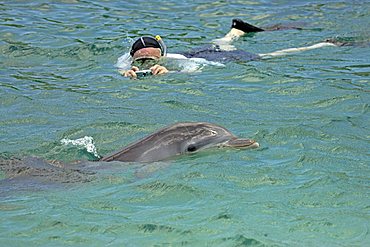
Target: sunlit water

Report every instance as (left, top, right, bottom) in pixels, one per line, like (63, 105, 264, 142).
(1, 1, 369, 246)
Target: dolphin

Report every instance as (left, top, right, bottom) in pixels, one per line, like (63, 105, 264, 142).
(100, 122, 259, 163)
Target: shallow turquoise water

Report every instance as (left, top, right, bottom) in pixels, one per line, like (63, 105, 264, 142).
(1, 1, 369, 246)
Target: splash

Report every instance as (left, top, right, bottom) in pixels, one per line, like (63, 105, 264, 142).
(61, 136, 101, 159)
(115, 52, 133, 70)
(115, 52, 225, 74)
(170, 55, 225, 73)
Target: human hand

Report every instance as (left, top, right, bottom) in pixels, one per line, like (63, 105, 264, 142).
(124, 66, 139, 78)
(123, 65, 169, 78)
(150, 65, 169, 75)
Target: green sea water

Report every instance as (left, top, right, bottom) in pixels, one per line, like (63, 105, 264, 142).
(0, 1, 369, 246)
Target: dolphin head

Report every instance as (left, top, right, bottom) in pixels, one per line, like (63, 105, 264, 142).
(101, 122, 259, 163)
(176, 122, 259, 153)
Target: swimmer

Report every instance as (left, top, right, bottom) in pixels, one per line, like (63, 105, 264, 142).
(118, 19, 340, 78)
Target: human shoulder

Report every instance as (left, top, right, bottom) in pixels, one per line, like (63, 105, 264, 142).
(166, 53, 188, 59)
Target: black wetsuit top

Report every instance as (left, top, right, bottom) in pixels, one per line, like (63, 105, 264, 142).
(181, 44, 260, 62)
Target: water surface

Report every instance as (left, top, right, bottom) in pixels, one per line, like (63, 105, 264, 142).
(0, 0, 369, 246)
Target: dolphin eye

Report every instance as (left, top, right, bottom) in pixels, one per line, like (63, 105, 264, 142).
(187, 144, 197, 152)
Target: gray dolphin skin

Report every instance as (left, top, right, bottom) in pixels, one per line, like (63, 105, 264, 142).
(100, 122, 259, 163)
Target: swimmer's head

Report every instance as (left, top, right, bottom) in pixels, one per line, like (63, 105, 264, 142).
(130, 36, 166, 61)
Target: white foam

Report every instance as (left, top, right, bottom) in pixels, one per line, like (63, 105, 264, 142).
(173, 56, 225, 73)
(61, 136, 101, 158)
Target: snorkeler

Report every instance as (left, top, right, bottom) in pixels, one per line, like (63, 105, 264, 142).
(123, 35, 169, 78)
(119, 19, 339, 78)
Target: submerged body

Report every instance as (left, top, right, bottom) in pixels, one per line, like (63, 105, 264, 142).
(101, 122, 259, 163)
(181, 44, 261, 62)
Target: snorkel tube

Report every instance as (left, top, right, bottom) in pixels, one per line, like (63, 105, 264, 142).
(155, 35, 167, 56)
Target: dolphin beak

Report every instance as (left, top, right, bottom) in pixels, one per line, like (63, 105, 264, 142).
(223, 138, 259, 149)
